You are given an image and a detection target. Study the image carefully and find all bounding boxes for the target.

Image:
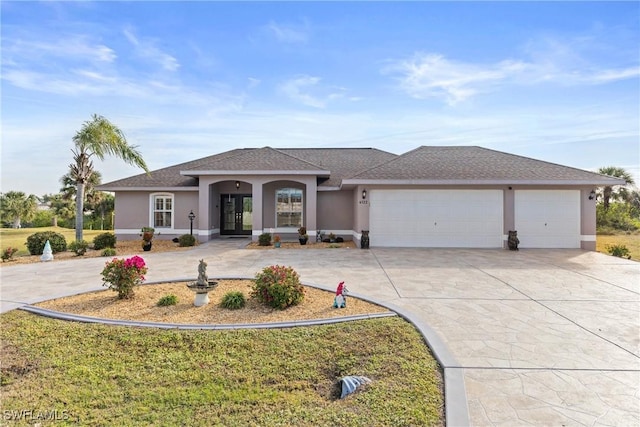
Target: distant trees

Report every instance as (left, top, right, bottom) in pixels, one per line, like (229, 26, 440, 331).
(596, 166, 639, 233)
(70, 114, 149, 241)
(597, 166, 635, 210)
(0, 191, 38, 228)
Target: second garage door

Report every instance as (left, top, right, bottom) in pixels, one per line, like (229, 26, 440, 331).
(514, 190, 580, 248)
(369, 190, 504, 248)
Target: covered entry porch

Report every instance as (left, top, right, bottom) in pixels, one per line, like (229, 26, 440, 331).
(196, 176, 319, 241)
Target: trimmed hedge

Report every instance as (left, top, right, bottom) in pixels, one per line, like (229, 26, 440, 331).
(178, 234, 196, 247)
(26, 231, 67, 255)
(93, 233, 117, 250)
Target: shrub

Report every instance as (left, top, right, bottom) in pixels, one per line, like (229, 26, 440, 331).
(606, 244, 631, 259)
(178, 234, 196, 247)
(101, 256, 148, 299)
(157, 294, 178, 307)
(93, 233, 116, 250)
(258, 233, 272, 246)
(69, 240, 89, 256)
(25, 231, 67, 255)
(220, 291, 246, 310)
(251, 265, 304, 310)
(101, 248, 117, 257)
(1, 247, 19, 262)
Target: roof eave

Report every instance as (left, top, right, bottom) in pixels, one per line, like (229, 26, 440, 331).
(180, 169, 331, 176)
(342, 178, 626, 186)
(97, 186, 198, 192)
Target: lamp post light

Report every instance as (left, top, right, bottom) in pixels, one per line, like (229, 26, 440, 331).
(188, 210, 196, 236)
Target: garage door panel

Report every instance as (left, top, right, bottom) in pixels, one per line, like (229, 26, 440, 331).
(514, 190, 580, 248)
(370, 190, 503, 248)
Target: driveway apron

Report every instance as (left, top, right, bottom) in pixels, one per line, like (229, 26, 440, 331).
(1, 243, 638, 426)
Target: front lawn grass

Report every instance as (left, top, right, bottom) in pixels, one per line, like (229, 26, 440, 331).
(0, 312, 443, 426)
(0, 227, 104, 256)
(596, 233, 640, 261)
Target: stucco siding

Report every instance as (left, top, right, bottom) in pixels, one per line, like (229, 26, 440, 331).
(317, 190, 354, 235)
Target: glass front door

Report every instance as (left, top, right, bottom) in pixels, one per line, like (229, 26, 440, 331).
(221, 195, 252, 235)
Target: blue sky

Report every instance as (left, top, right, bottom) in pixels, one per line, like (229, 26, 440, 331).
(2, 1, 639, 196)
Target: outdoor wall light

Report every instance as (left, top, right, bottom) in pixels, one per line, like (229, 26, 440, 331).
(362, 189, 367, 200)
(188, 210, 196, 236)
(235, 181, 241, 189)
(588, 190, 596, 200)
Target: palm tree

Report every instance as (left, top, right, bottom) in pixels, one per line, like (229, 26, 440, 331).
(0, 191, 38, 228)
(71, 114, 149, 241)
(597, 166, 636, 210)
(60, 170, 103, 229)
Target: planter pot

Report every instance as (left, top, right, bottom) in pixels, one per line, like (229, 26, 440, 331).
(142, 241, 152, 251)
(274, 242, 281, 248)
(299, 237, 308, 245)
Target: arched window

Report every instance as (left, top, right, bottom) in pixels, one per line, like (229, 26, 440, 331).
(276, 188, 302, 228)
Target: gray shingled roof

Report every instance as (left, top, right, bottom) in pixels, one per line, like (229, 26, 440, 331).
(279, 148, 397, 187)
(98, 149, 249, 189)
(99, 147, 396, 190)
(346, 146, 623, 184)
(182, 147, 330, 174)
(99, 145, 622, 190)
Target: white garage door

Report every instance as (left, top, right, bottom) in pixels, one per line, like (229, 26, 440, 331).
(369, 190, 504, 248)
(514, 190, 580, 248)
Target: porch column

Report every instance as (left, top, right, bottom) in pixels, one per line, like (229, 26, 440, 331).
(197, 180, 211, 242)
(252, 182, 263, 241)
(306, 177, 317, 235)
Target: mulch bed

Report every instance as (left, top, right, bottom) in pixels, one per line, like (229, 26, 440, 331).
(35, 279, 389, 325)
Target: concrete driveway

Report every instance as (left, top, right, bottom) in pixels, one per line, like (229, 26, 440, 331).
(1, 243, 638, 426)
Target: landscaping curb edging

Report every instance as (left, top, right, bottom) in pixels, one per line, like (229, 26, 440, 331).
(18, 305, 397, 329)
(18, 276, 469, 427)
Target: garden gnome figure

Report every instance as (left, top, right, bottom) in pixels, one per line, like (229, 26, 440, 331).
(40, 240, 54, 262)
(333, 281, 348, 308)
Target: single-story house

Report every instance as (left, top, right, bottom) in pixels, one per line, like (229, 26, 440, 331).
(98, 146, 623, 250)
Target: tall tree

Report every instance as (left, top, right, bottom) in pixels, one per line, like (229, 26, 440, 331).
(71, 114, 149, 241)
(44, 193, 76, 227)
(0, 191, 38, 228)
(597, 166, 636, 210)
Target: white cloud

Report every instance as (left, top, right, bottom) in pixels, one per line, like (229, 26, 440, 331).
(266, 20, 308, 43)
(384, 35, 639, 105)
(383, 53, 530, 105)
(279, 75, 353, 108)
(123, 27, 180, 71)
(3, 35, 116, 64)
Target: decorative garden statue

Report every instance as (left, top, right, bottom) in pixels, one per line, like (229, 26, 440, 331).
(333, 281, 348, 308)
(187, 259, 217, 307)
(507, 230, 520, 251)
(197, 259, 208, 285)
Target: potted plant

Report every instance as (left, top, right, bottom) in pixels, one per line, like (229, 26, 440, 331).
(298, 226, 309, 245)
(273, 234, 281, 248)
(141, 227, 154, 251)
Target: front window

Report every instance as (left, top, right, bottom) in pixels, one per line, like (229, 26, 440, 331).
(276, 188, 302, 228)
(153, 195, 173, 228)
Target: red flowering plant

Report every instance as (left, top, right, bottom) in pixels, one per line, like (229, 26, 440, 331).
(251, 264, 305, 309)
(1, 247, 19, 262)
(101, 255, 148, 299)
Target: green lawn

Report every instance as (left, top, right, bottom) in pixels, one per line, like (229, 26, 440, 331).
(596, 233, 640, 261)
(0, 312, 444, 426)
(0, 227, 105, 256)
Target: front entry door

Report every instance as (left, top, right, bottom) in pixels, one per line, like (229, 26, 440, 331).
(221, 195, 252, 235)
